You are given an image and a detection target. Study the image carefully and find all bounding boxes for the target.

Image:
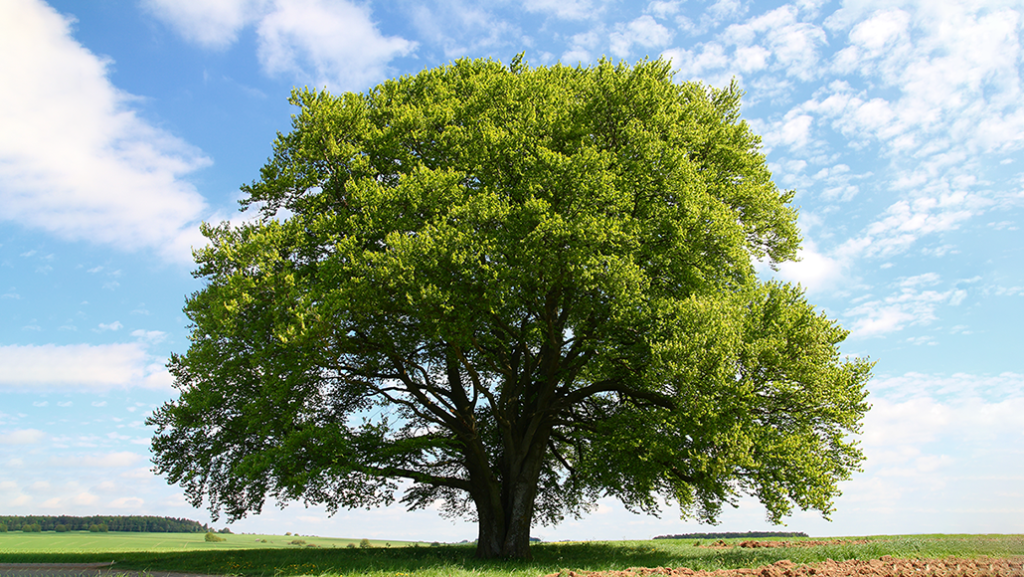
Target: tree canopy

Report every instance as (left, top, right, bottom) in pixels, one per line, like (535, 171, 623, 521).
(149, 57, 872, 559)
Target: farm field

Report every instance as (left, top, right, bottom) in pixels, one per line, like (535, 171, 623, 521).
(0, 531, 422, 553)
(1, 533, 1022, 576)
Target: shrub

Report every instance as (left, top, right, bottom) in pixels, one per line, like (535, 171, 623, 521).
(218, 527, 233, 534)
(359, 538, 372, 548)
(0, 523, 7, 533)
(22, 523, 41, 532)
(431, 542, 441, 547)
(289, 539, 306, 545)
(55, 524, 68, 532)
(205, 532, 226, 542)
(346, 543, 356, 548)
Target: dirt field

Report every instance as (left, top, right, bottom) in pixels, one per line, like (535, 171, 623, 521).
(696, 540, 871, 549)
(545, 556, 1024, 577)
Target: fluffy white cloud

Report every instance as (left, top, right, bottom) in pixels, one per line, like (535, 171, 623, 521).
(142, 0, 269, 49)
(148, 0, 415, 93)
(661, 43, 729, 82)
(257, 0, 415, 92)
(772, 239, 844, 294)
(0, 0, 211, 264)
(0, 343, 173, 392)
(609, 15, 673, 58)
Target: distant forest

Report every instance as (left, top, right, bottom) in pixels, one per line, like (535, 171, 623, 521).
(0, 515, 208, 533)
(653, 531, 809, 540)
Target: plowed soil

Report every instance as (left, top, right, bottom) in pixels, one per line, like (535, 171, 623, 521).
(543, 556, 1024, 577)
(697, 540, 871, 549)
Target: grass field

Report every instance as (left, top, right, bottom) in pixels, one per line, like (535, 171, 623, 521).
(0, 531, 424, 553)
(1, 533, 1022, 576)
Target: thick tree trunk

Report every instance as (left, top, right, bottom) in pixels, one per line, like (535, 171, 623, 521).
(470, 429, 550, 560)
(473, 477, 539, 559)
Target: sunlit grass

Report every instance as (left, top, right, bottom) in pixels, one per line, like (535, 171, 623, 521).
(0, 533, 1020, 576)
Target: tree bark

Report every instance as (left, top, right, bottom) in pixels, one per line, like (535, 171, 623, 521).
(470, 427, 550, 559)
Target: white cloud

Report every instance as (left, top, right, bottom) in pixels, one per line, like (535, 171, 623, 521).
(131, 329, 167, 343)
(0, 343, 173, 392)
(122, 467, 157, 479)
(844, 274, 967, 337)
(609, 15, 673, 58)
(662, 43, 729, 81)
(142, 0, 269, 49)
(647, 1, 683, 20)
(772, 239, 844, 294)
(257, 0, 415, 93)
(0, 428, 47, 445)
(406, 1, 513, 60)
(524, 0, 598, 21)
(0, 0, 211, 264)
(870, 371, 1024, 402)
(148, 0, 416, 93)
(760, 110, 815, 151)
(74, 492, 100, 505)
(97, 321, 123, 332)
(836, 191, 992, 259)
(721, 5, 827, 80)
(110, 496, 146, 509)
(59, 451, 144, 468)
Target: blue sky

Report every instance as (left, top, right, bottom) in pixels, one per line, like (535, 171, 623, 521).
(1, 0, 1022, 541)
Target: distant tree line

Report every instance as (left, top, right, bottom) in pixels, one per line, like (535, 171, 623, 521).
(0, 516, 208, 533)
(653, 531, 809, 540)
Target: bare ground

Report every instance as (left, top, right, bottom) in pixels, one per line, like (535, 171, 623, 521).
(544, 556, 1024, 577)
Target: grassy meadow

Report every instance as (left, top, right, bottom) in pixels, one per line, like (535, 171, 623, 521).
(0, 530, 422, 553)
(1, 532, 1021, 576)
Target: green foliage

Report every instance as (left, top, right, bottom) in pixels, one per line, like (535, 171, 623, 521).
(0, 516, 205, 533)
(22, 524, 41, 533)
(0, 523, 7, 533)
(205, 532, 226, 542)
(149, 56, 872, 558)
(360, 538, 373, 549)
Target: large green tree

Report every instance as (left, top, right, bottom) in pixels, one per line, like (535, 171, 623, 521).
(149, 57, 871, 560)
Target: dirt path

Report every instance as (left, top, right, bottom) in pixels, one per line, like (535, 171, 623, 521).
(0, 564, 222, 577)
(545, 556, 1024, 577)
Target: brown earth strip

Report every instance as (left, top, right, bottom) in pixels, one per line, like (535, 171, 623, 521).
(544, 556, 1024, 577)
(696, 540, 871, 549)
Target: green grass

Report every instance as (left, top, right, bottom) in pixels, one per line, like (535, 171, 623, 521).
(0, 533, 1021, 577)
(0, 531, 421, 553)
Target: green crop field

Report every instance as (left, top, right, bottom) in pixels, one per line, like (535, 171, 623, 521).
(0, 533, 1021, 577)
(0, 531, 423, 553)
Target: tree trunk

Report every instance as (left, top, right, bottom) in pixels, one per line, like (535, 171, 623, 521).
(470, 429, 550, 559)
(473, 477, 539, 559)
